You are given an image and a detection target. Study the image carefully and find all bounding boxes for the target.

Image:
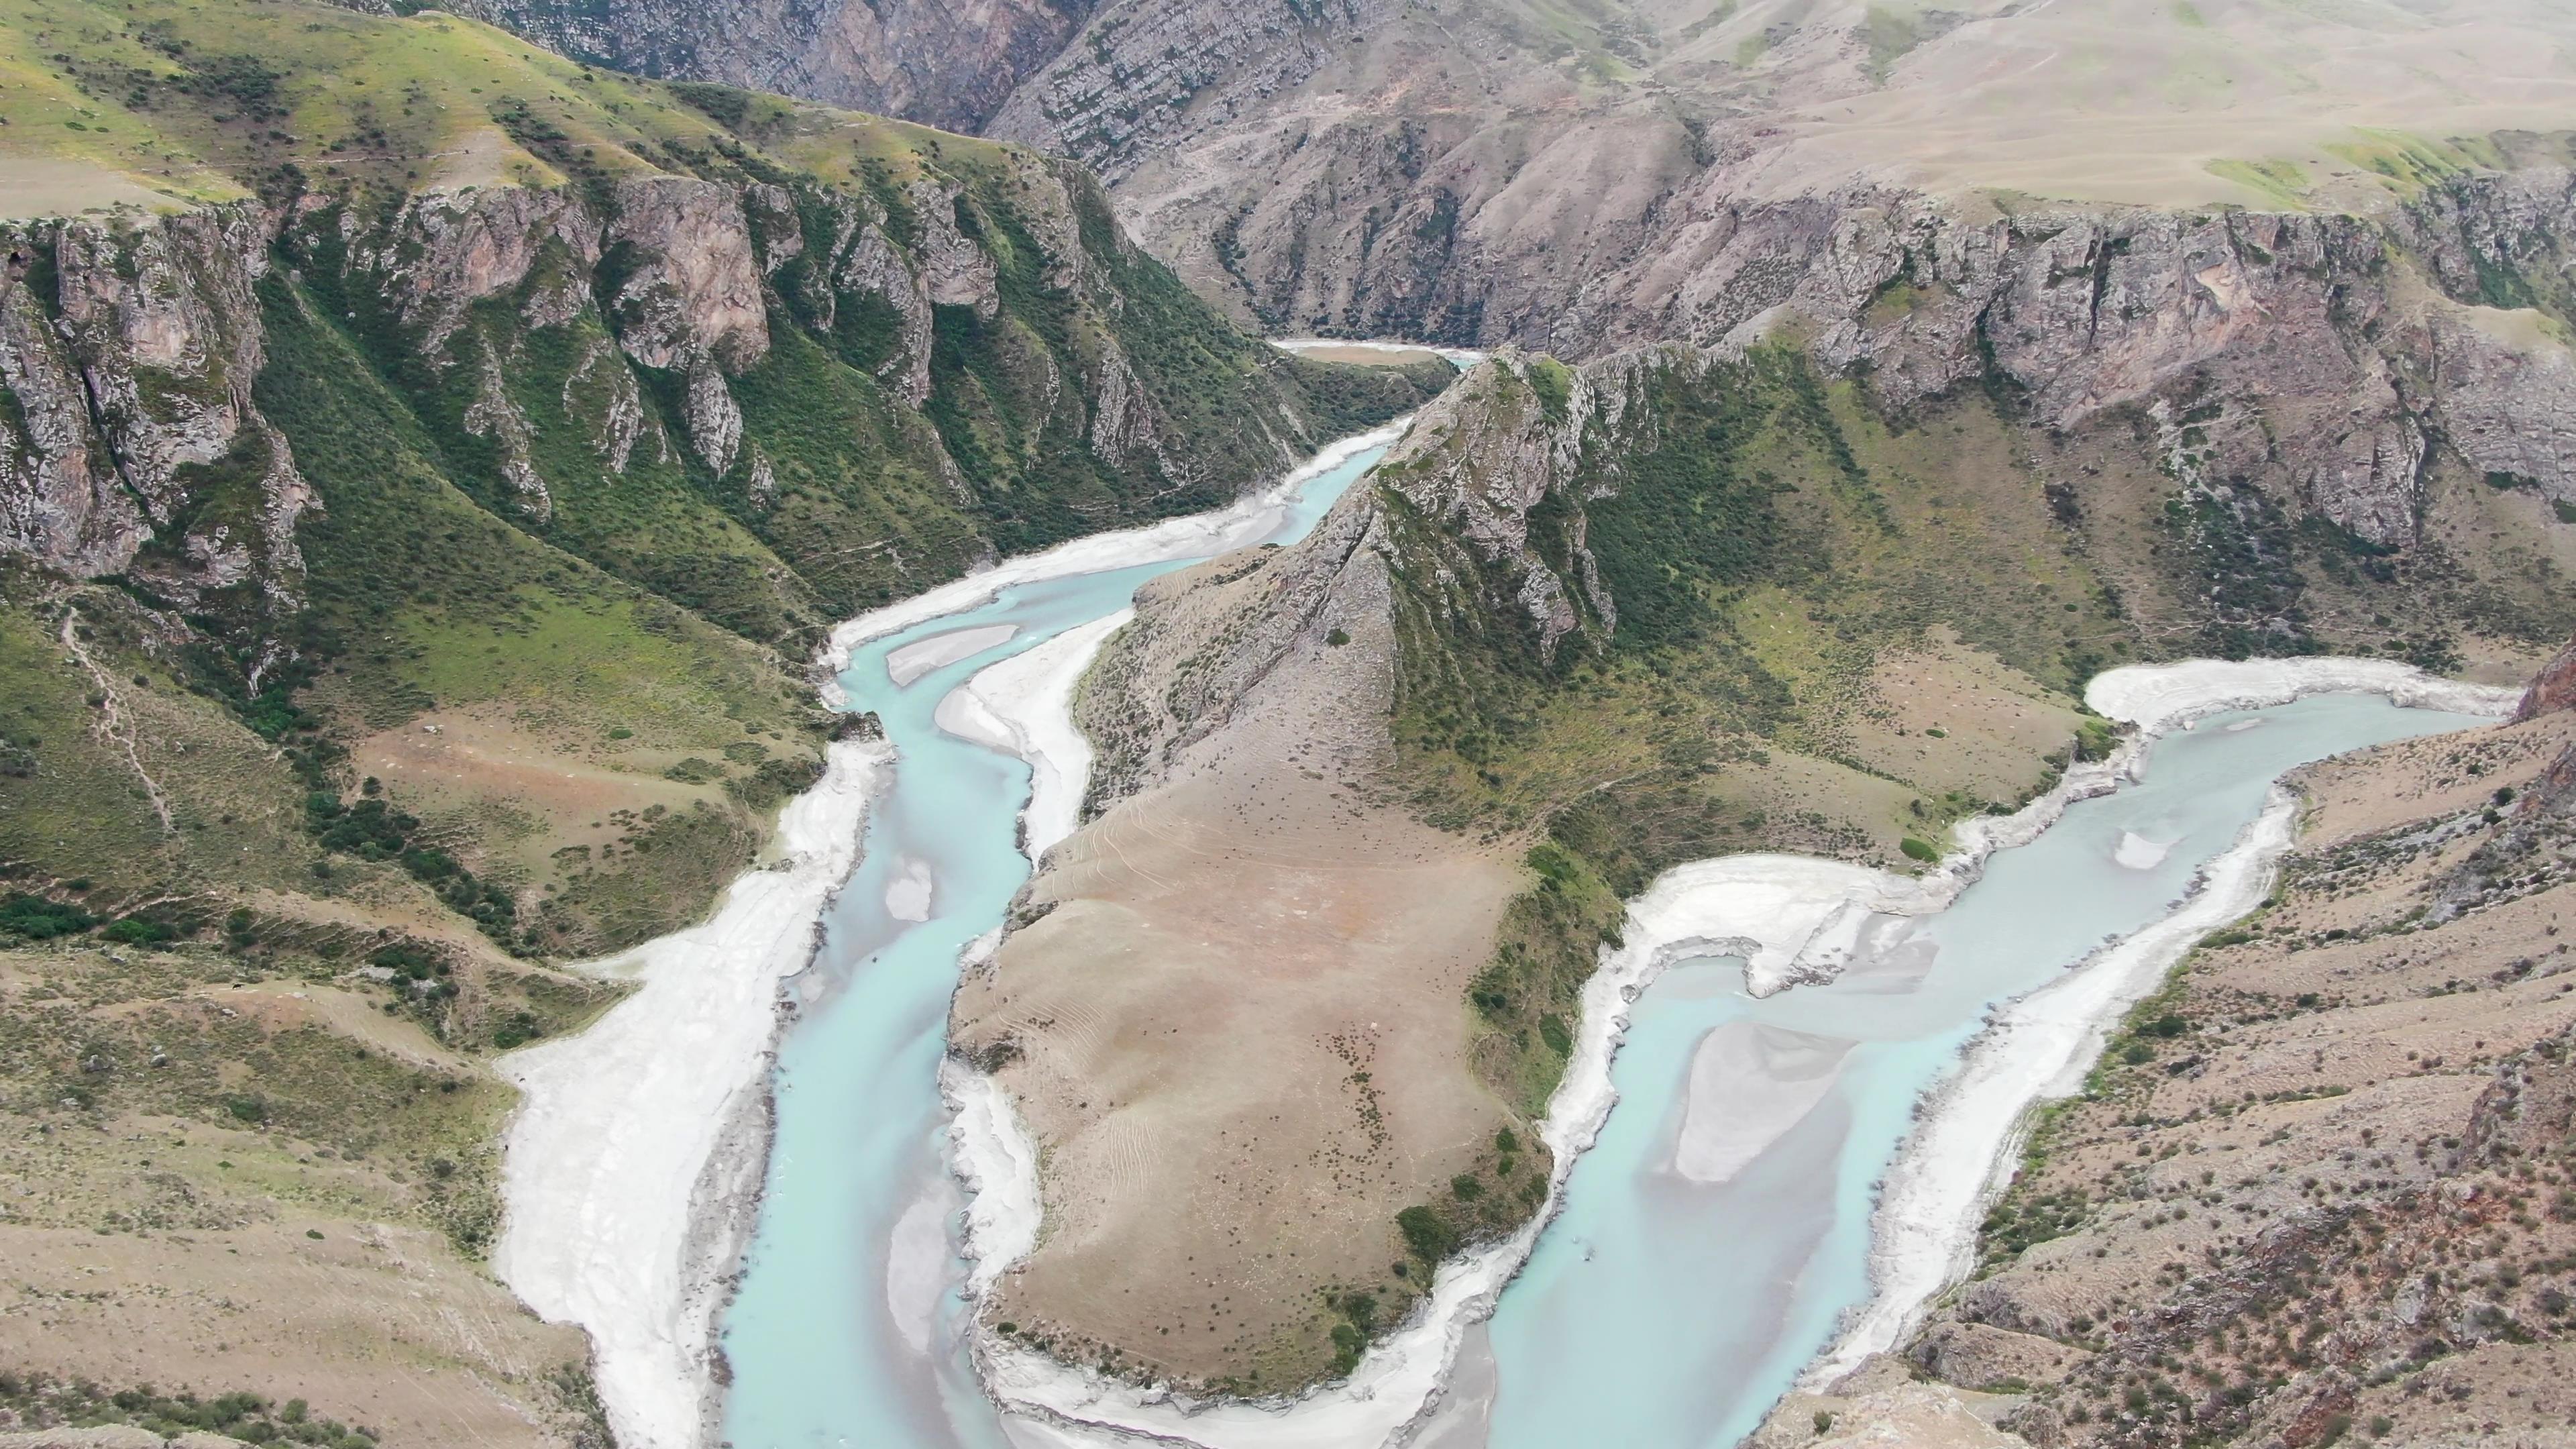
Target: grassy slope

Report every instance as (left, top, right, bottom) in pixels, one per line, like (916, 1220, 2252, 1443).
(0, 0, 1444, 1435)
(0, 0, 1438, 950)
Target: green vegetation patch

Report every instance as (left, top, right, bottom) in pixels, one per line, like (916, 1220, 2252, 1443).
(2206, 158, 2311, 209)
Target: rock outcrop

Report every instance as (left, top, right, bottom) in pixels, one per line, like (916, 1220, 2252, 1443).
(3, 145, 1442, 644)
(1, 208, 314, 609)
(460, 0, 1099, 132)
(2516, 633, 2576, 722)
(460, 0, 2576, 549)
(600, 176, 771, 374)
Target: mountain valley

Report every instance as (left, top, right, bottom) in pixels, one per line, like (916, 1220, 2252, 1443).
(6, 0, 2576, 1445)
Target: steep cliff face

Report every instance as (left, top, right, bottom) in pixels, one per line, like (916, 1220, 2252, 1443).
(3, 209, 313, 605)
(1564, 177, 2576, 549)
(463, 0, 1099, 133)
(0, 123, 1437, 649)
(460, 0, 2576, 546)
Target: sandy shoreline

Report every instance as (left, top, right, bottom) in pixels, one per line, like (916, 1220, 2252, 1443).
(1272, 337, 1490, 369)
(947, 657, 2520, 1448)
(490, 738, 889, 1449)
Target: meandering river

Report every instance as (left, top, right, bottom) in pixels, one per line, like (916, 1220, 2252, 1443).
(713, 431, 2489, 1448)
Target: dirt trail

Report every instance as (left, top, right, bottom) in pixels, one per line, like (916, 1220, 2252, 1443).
(60, 608, 173, 835)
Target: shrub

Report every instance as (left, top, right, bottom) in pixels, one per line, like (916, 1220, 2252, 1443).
(0, 893, 97, 939)
(1899, 837, 1941, 863)
(1537, 1013, 1573, 1055)
(101, 916, 178, 946)
(1395, 1205, 1457, 1261)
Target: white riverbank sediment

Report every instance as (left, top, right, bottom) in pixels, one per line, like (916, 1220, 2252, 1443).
(948, 656, 2518, 1448)
(1791, 659, 2524, 1387)
(1271, 337, 1490, 368)
(490, 737, 888, 1449)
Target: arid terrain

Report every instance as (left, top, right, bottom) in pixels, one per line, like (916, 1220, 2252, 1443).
(473, 0, 2576, 351)
(1758, 649, 2576, 1447)
(951, 539, 1529, 1387)
(949, 350, 2165, 1387)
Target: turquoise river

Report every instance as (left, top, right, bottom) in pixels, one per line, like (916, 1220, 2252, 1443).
(714, 433, 2491, 1448)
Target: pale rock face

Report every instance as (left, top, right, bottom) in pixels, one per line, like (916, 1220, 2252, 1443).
(40, 207, 317, 596)
(364, 187, 601, 358)
(1373, 348, 1636, 654)
(985, 0, 1373, 184)
(2413, 311, 2576, 504)
(464, 0, 1096, 133)
(604, 176, 772, 374)
(0, 266, 140, 575)
(907, 178, 1000, 318)
(684, 354, 747, 477)
(1534, 187, 2576, 548)
(464, 335, 553, 521)
(54, 211, 266, 528)
(1014, 164, 1092, 292)
(1084, 335, 1150, 466)
(564, 335, 653, 476)
(816, 195, 935, 407)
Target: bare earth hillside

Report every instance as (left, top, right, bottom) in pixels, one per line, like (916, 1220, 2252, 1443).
(1759, 655, 2576, 1448)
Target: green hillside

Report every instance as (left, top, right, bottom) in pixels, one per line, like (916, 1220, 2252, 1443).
(0, 5, 1446, 1432)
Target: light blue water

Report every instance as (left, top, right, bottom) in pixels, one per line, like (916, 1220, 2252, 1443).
(1479, 694, 2490, 1448)
(719, 448, 1389, 1449)
(714, 427, 2491, 1449)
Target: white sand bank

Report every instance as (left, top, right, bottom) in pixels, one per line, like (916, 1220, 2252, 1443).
(945, 1061, 1042, 1295)
(490, 738, 889, 1449)
(2087, 657, 2520, 731)
(1674, 1024, 1854, 1185)
(888, 623, 1021, 688)
(1815, 790, 2300, 1381)
(1271, 337, 1491, 369)
(935, 610, 1131, 865)
(2114, 830, 2174, 869)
